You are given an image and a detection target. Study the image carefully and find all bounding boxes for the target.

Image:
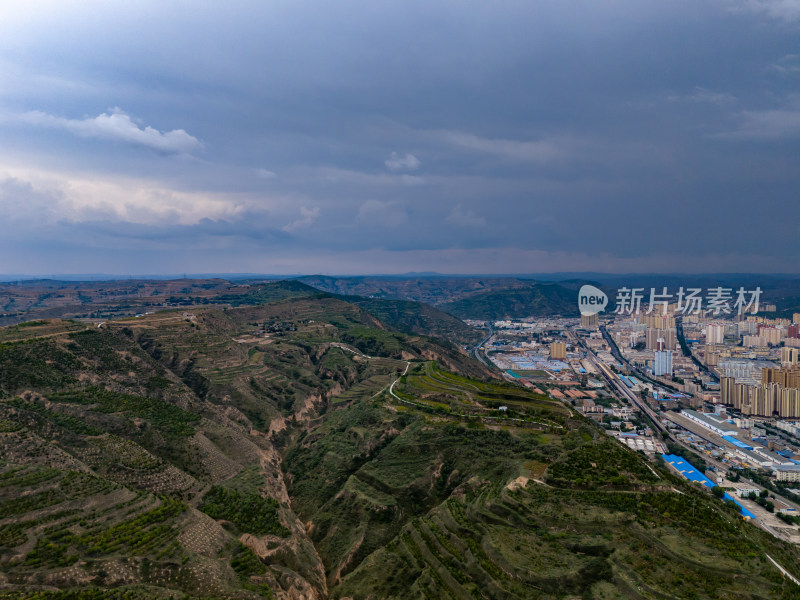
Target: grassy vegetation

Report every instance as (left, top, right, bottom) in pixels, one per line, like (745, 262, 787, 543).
(282, 361, 800, 598)
(339, 296, 482, 346)
(199, 486, 288, 537)
(0, 339, 81, 392)
(51, 387, 198, 438)
(2, 293, 800, 599)
(0, 590, 178, 599)
(389, 361, 569, 427)
(25, 498, 186, 568)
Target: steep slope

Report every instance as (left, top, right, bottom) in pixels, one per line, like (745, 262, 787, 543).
(284, 364, 800, 599)
(2, 301, 800, 600)
(336, 296, 482, 346)
(0, 322, 291, 598)
(0, 297, 492, 599)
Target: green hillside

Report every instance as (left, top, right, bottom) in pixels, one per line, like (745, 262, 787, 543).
(299, 275, 578, 321)
(439, 282, 576, 320)
(338, 296, 482, 346)
(0, 295, 798, 599)
(297, 276, 547, 307)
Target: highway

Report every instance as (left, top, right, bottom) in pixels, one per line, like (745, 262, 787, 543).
(470, 325, 493, 367)
(594, 352, 667, 435)
(569, 328, 669, 436)
(676, 317, 719, 382)
(599, 325, 682, 394)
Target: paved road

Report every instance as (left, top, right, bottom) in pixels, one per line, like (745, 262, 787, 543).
(676, 317, 719, 382)
(600, 325, 681, 394)
(767, 554, 800, 586)
(573, 330, 668, 436)
(470, 326, 493, 367)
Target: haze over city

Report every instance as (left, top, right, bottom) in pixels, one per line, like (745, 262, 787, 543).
(1, 1, 798, 275)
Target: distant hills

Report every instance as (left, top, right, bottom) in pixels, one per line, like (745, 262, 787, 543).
(2, 273, 798, 326)
(297, 275, 538, 306)
(0, 278, 481, 347)
(298, 275, 581, 320)
(438, 281, 576, 319)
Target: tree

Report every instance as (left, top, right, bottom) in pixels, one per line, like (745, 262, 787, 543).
(711, 486, 725, 499)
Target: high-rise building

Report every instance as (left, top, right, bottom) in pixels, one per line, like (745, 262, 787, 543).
(737, 320, 757, 335)
(721, 376, 734, 402)
(550, 341, 567, 360)
(580, 313, 599, 329)
(706, 323, 725, 345)
(743, 335, 767, 347)
(644, 314, 676, 329)
(759, 326, 782, 346)
(720, 376, 800, 418)
(646, 327, 676, 350)
(793, 313, 800, 325)
(654, 349, 673, 376)
(788, 325, 799, 339)
(762, 365, 800, 388)
(781, 347, 800, 367)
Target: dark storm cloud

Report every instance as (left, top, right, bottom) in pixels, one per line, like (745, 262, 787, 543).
(0, 0, 798, 274)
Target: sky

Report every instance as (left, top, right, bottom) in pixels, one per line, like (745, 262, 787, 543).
(0, 0, 798, 276)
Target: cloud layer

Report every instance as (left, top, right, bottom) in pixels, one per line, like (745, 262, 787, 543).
(385, 152, 420, 171)
(22, 108, 202, 154)
(0, 1, 797, 274)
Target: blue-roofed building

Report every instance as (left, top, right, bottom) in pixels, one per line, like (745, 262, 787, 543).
(722, 435, 753, 450)
(661, 454, 757, 520)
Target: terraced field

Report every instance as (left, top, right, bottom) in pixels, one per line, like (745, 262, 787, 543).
(2, 282, 800, 599)
(0, 283, 497, 598)
(284, 360, 800, 599)
(390, 362, 570, 428)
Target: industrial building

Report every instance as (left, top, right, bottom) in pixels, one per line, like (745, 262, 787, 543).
(682, 409, 738, 436)
(661, 454, 756, 519)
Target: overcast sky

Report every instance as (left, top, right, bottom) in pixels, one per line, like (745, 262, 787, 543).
(0, 1, 798, 275)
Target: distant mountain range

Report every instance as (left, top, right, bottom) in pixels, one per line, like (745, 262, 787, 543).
(298, 275, 582, 320)
(299, 274, 800, 320)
